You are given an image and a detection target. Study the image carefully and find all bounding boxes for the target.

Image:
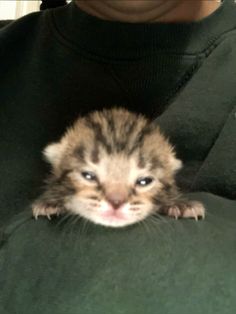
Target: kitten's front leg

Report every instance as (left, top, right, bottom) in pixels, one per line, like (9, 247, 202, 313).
(32, 199, 63, 220)
(32, 173, 75, 220)
(31, 191, 64, 220)
(160, 200, 205, 220)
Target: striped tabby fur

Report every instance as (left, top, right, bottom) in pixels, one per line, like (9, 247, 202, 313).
(32, 108, 205, 227)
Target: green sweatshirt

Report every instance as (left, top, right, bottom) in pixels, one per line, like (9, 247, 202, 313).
(0, 1, 236, 314)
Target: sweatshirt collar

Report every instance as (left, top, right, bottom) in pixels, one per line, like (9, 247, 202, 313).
(51, 0, 236, 60)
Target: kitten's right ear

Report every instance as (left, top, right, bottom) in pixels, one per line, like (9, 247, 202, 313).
(43, 142, 65, 168)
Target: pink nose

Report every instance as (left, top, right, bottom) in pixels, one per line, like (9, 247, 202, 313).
(106, 193, 127, 209)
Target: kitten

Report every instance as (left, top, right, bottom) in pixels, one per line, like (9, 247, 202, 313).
(32, 108, 205, 228)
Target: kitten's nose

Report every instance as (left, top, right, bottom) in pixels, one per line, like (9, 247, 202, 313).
(106, 193, 127, 210)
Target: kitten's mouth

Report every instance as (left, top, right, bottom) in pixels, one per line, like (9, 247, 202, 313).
(96, 202, 136, 227)
(101, 209, 127, 221)
(100, 201, 128, 220)
(98, 212, 132, 227)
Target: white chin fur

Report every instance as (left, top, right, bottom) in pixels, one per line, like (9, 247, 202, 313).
(88, 215, 140, 228)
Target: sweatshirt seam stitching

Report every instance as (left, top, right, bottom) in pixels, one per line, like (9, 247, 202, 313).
(191, 104, 236, 191)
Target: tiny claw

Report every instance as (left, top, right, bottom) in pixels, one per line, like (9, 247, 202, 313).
(168, 206, 181, 219)
(163, 200, 205, 221)
(193, 209, 198, 221)
(46, 214, 51, 220)
(32, 204, 60, 221)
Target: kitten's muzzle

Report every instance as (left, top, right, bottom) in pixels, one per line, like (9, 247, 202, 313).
(105, 192, 127, 210)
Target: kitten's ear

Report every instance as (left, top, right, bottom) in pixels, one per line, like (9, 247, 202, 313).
(169, 155, 182, 173)
(43, 142, 65, 168)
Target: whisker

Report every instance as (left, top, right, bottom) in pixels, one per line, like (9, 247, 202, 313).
(78, 216, 90, 237)
(63, 214, 78, 233)
(147, 216, 170, 239)
(139, 219, 149, 235)
(148, 212, 176, 237)
(68, 215, 83, 239)
(145, 216, 160, 232)
(56, 212, 79, 240)
(56, 211, 73, 227)
(143, 219, 154, 237)
(71, 214, 82, 225)
(151, 211, 169, 223)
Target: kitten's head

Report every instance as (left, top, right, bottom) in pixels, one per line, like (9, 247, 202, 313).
(44, 108, 181, 227)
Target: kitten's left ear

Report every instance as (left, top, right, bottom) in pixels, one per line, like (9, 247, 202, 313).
(43, 141, 66, 169)
(169, 155, 182, 173)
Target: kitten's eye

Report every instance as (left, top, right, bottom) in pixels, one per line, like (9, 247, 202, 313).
(136, 177, 154, 187)
(81, 171, 97, 181)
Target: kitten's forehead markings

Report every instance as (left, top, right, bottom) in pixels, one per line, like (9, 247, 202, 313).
(73, 144, 85, 161)
(62, 109, 173, 182)
(127, 123, 155, 155)
(150, 156, 163, 170)
(138, 152, 146, 169)
(83, 109, 150, 156)
(105, 111, 115, 134)
(91, 146, 100, 163)
(84, 117, 112, 154)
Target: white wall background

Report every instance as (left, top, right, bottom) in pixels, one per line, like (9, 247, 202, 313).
(0, 1, 40, 20)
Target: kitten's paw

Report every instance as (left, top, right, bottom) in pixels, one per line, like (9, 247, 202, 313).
(162, 201, 205, 221)
(32, 204, 61, 220)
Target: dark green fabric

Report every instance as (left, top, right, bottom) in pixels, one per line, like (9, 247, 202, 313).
(0, 2, 236, 227)
(1, 193, 236, 314)
(0, 1, 236, 313)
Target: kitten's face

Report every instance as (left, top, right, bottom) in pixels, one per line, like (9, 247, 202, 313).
(43, 108, 181, 228)
(64, 153, 164, 227)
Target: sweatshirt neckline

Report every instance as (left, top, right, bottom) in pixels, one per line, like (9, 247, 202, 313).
(51, 0, 236, 60)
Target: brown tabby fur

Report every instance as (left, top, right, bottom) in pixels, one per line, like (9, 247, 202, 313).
(32, 108, 205, 227)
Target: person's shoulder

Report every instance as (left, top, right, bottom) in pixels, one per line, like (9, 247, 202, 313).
(0, 9, 54, 49)
(0, 8, 60, 61)
(0, 10, 44, 39)
(0, 20, 12, 29)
